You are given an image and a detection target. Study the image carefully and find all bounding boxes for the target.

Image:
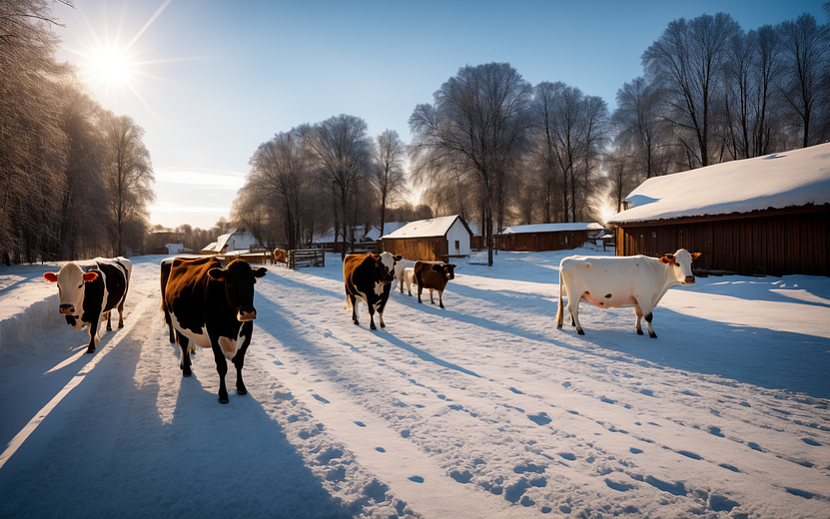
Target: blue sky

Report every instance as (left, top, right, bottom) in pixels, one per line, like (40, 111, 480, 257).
(53, 0, 825, 229)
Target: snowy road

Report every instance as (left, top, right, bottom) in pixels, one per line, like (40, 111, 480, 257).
(0, 252, 828, 518)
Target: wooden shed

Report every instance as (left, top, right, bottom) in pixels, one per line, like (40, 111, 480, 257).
(608, 143, 830, 277)
(381, 215, 473, 262)
(496, 223, 604, 251)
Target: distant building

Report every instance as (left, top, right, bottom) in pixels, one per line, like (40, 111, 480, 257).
(381, 215, 473, 262)
(496, 222, 604, 252)
(608, 143, 830, 277)
(201, 228, 260, 255)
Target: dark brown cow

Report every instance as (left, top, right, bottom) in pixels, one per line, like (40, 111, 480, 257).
(163, 257, 266, 403)
(343, 252, 396, 330)
(414, 261, 456, 309)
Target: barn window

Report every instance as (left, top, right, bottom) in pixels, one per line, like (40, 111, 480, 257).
(652, 232, 657, 239)
(454, 240, 460, 250)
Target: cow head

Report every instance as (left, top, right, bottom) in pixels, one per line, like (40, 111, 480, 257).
(208, 260, 267, 322)
(44, 263, 98, 317)
(660, 249, 701, 284)
(373, 252, 396, 284)
(431, 262, 456, 280)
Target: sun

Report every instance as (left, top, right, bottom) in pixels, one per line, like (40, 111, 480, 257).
(87, 45, 135, 88)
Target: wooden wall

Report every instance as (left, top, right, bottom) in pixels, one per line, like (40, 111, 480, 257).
(381, 237, 449, 263)
(496, 230, 590, 252)
(615, 208, 830, 276)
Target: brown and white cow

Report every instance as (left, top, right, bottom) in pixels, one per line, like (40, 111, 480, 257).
(413, 261, 456, 309)
(556, 249, 701, 338)
(163, 257, 266, 403)
(44, 257, 132, 353)
(344, 252, 397, 330)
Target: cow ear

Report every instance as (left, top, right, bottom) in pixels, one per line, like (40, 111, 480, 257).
(44, 272, 58, 283)
(691, 253, 701, 260)
(208, 268, 227, 281)
(395, 255, 402, 261)
(254, 267, 267, 278)
(659, 255, 675, 265)
(83, 272, 98, 282)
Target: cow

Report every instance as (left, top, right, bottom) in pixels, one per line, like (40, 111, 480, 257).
(343, 251, 397, 330)
(43, 257, 132, 354)
(401, 267, 416, 296)
(556, 249, 701, 338)
(163, 257, 267, 403)
(273, 248, 287, 264)
(413, 261, 456, 309)
(392, 255, 411, 293)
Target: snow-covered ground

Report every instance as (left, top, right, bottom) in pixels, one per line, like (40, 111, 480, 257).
(0, 249, 828, 518)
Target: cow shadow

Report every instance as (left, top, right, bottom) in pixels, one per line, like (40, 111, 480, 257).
(0, 327, 356, 519)
(402, 281, 830, 399)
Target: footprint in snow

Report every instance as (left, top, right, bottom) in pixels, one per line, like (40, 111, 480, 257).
(408, 476, 424, 483)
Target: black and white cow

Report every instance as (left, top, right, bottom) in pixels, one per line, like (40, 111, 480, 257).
(343, 252, 397, 330)
(43, 257, 132, 353)
(163, 257, 267, 404)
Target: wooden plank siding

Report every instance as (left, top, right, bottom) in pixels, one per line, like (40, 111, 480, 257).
(381, 237, 450, 263)
(496, 230, 591, 252)
(615, 208, 830, 277)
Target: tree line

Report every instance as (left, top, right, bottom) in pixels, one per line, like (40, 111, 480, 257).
(0, 0, 160, 264)
(238, 10, 829, 265)
(3, 2, 828, 266)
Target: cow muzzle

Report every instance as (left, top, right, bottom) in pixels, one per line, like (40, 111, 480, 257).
(59, 304, 75, 315)
(684, 276, 695, 285)
(237, 306, 257, 322)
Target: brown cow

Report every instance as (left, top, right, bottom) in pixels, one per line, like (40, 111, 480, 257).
(273, 248, 287, 264)
(343, 252, 396, 330)
(413, 261, 456, 309)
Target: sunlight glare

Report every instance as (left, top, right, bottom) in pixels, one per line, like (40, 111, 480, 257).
(88, 45, 134, 87)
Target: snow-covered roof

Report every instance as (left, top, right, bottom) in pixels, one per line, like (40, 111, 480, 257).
(500, 222, 604, 235)
(382, 215, 467, 239)
(608, 143, 830, 225)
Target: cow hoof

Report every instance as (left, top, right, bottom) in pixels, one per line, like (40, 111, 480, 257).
(637, 329, 644, 335)
(370, 324, 377, 330)
(118, 323, 124, 329)
(237, 388, 247, 396)
(439, 304, 445, 309)
(649, 333, 658, 339)
(106, 326, 112, 331)
(86, 347, 96, 354)
(577, 329, 585, 336)
(556, 324, 562, 329)
(219, 397, 229, 404)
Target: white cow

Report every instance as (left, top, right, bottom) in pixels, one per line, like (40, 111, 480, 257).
(401, 267, 416, 296)
(393, 257, 414, 293)
(556, 249, 700, 338)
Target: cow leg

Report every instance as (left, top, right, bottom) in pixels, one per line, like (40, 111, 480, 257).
(176, 332, 192, 377)
(117, 299, 125, 328)
(568, 294, 585, 335)
(86, 316, 101, 353)
(350, 294, 360, 326)
(211, 342, 230, 404)
(367, 300, 377, 330)
(417, 283, 424, 304)
(233, 322, 253, 396)
(438, 289, 445, 309)
(634, 306, 645, 335)
(429, 288, 435, 305)
(105, 311, 112, 331)
(635, 298, 657, 338)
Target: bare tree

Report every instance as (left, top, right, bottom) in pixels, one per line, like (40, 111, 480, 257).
(778, 13, 830, 148)
(410, 63, 532, 265)
(100, 112, 154, 256)
(371, 129, 406, 237)
(605, 147, 644, 213)
(244, 130, 309, 249)
(642, 12, 741, 168)
(612, 77, 668, 178)
(301, 115, 373, 260)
